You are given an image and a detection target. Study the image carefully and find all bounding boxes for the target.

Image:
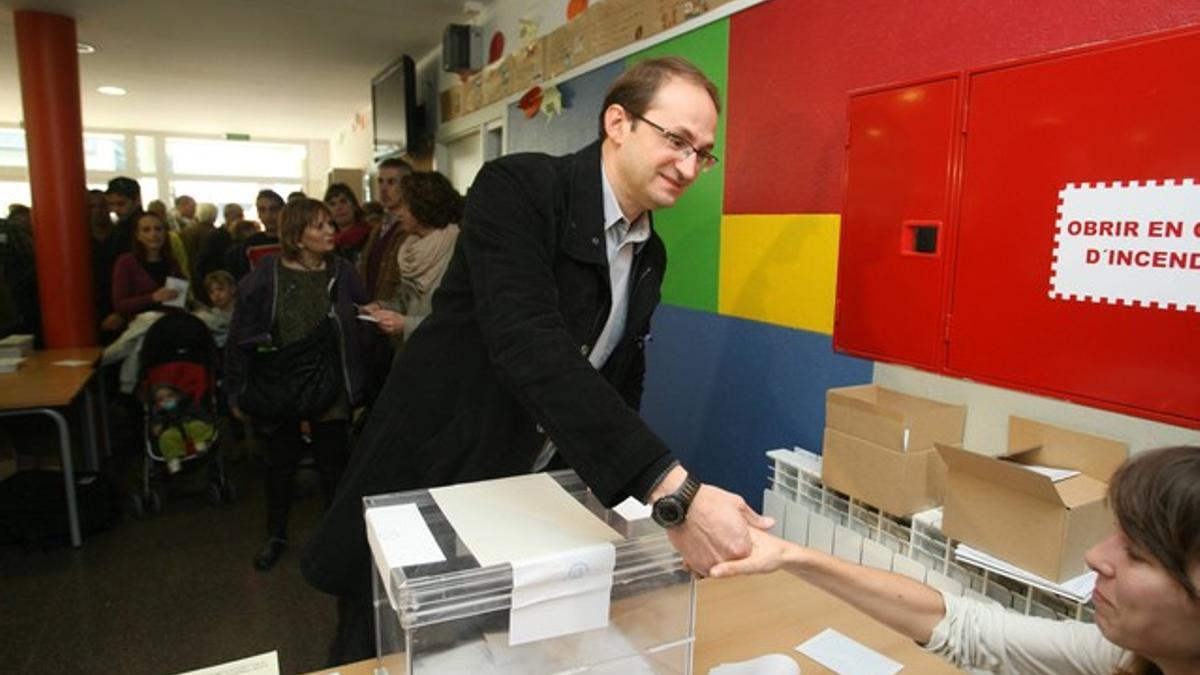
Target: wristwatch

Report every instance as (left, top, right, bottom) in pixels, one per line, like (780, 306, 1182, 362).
(651, 474, 701, 528)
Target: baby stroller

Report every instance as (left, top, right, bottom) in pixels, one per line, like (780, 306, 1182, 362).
(130, 312, 235, 517)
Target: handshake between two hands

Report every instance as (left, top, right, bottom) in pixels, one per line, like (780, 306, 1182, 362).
(666, 482, 780, 578)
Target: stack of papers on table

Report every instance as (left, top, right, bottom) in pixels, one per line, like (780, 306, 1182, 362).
(955, 543, 1096, 602)
(0, 356, 25, 372)
(0, 334, 33, 358)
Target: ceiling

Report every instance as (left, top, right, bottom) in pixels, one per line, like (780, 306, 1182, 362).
(0, 0, 486, 140)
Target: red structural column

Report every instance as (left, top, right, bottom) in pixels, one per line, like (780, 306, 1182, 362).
(14, 11, 96, 347)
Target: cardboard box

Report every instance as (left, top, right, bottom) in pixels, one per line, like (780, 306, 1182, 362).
(822, 427, 947, 516)
(825, 385, 966, 452)
(938, 416, 1128, 581)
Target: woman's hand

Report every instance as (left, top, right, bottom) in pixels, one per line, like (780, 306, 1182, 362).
(372, 309, 406, 336)
(100, 312, 126, 332)
(151, 287, 179, 303)
(709, 527, 799, 578)
(358, 302, 382, 315)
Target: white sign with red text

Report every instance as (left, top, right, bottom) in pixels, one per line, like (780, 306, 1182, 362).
(1051, 179, 1199, 312)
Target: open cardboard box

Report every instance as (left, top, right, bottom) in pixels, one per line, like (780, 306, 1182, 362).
(822, 427, 948, 516)
(938, 416, 1128, 581)
(825, 385, 966, 452)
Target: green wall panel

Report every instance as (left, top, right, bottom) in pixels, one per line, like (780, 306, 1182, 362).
(627, 19, 729, 313)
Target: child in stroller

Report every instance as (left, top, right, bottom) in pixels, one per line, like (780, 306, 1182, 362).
(133, 312, 234, 515)
(148, 382, 216, 474)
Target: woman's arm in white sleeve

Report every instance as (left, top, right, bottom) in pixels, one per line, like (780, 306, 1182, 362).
(927, 590, 1128, 675)
(712, 529, 947, 644)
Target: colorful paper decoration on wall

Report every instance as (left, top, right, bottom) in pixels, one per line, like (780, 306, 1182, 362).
(489, 31, 505, 63)
(540, 85, 564, 119)
(518, 86, 543, 118)
(567, 0, 589, 21)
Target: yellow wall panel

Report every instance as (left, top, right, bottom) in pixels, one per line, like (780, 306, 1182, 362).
(718, 214, 841, 334)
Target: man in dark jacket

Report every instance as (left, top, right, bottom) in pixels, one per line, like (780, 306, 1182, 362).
(303, 56, 773, 664)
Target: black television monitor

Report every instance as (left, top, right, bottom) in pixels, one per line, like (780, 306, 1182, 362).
(372, 55, 421, 155)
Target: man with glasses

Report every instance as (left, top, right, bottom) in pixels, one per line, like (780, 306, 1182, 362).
(304, 56, 772, 664)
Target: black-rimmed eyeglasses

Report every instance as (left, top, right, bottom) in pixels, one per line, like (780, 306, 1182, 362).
(631, 113, 720, 172)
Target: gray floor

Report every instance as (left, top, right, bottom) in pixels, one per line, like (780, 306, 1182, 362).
(0, 438, 341, 675)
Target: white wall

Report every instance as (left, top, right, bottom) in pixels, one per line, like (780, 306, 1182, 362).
(306, 139, 331, 196)
(329, 106, 375, 172)
(874, 363, 1200, 457)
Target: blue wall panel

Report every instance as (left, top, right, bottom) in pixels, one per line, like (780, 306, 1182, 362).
(505, 61, 625, 156)
(640, 305, 872, 510)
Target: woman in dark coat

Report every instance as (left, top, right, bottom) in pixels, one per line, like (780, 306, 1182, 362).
(225, 198, 369, 571)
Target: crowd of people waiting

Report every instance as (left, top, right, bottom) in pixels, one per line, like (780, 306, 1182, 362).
(1, 157, 463, 571)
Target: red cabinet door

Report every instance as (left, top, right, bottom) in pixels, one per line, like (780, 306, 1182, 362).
(948, 29, 1200, 426)
(835, 77, 962, 369)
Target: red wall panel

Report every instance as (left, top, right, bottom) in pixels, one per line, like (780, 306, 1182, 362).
(726, 0, 1200, 214)
(835, 77, 961, 369)
(948, 29, 1200, 426)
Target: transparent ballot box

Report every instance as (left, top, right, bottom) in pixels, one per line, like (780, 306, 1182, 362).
(366, 470, 696, 674)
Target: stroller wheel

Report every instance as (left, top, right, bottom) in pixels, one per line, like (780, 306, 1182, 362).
(147, 488, 163, 514)
(207, 482, 222, 507)
(220, 481, 238, 504)
(128, 493, 145, 520)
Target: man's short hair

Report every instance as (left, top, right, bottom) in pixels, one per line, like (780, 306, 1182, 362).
(255, 189, 284, 208)
(107, 176, 141, 199)
(377, 157, 413, 174)
(598, 57, 721, 139)
(174, 195, 194, 206)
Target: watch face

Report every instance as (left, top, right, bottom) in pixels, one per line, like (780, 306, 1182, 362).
(653, 497, 685, 527)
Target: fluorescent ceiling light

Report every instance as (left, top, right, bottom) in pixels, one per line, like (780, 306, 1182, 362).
(77, 42, 97, 54)
(97, 86, 127, 96)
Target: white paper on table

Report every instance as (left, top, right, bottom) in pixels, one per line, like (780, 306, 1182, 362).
(795, 628, 903, 675)
(174, 650, 279, 675)
(364, 503, 447, 608)
(708, 653, 800, 675)
(53, 359, 92, 367)
(1020, 464, 1081, 482)
(612, 496, 652, 521)
(430, 473, 622, 566)
(509, 542, 615, 645)
(164, 276, 189, 308)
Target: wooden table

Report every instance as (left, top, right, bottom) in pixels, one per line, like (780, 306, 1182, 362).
(0, 347, 107, 546)
(308, 572, 962, 674)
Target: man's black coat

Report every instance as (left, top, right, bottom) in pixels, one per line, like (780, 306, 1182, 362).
(302, 140, 677, 597)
